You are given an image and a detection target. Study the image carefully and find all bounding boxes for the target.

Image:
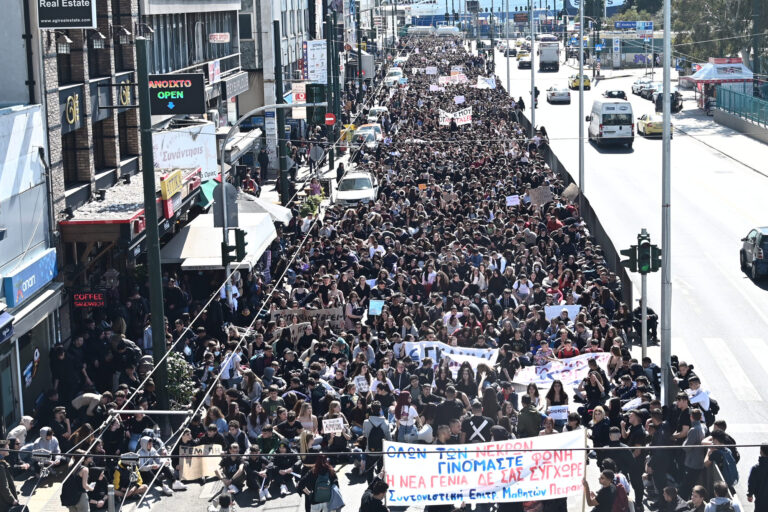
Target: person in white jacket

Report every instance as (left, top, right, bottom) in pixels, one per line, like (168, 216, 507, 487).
(137, 436, 186, 496)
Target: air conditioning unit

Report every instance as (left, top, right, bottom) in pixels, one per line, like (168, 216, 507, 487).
(207, 109, 220, 126)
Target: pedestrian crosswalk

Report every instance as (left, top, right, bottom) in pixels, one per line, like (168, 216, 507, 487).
(670, 336, 765, 403)
(702, 337, 763, 402)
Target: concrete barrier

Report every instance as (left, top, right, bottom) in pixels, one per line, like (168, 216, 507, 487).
(714, 109, 768, 145)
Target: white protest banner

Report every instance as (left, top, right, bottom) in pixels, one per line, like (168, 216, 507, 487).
(403, 341, 497, 368)
(179, 444, 223, 481)
(505, 195, 521, 207)
(444, 353, 495, 379)
(270, 307, 345, 329)
(426, 66, 438, 75)
(438, 76, 453, 86)
(354, 374, 371, 393)
(454, 107, 472, 126)
(438, 109, 453, 126)
(383, 430, 586, 505)
(544, 305, 582, 321)
(454, 95, 466, 104)
(451, 64, 464, 73)
(549, 405, 569, 421)
(476, 75, 497, 89)
(272, 322, 311, 343)
(529, 185, 555, 206)
(513, 353, 612, 388)
(369, 299, 385, 316)
(429, 84, 441, 92)
(322, 417, 345, 434)
(455, 73, 469, 84)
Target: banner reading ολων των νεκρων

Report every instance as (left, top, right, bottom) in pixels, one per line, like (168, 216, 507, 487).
(382, 431, 586, 504)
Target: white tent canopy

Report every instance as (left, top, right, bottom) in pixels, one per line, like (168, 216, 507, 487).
(160, 212, 276, 270)
(690, 60, 753, 83)
(237, 193, 293, 224)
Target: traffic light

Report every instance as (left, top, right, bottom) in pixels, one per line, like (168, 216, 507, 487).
(650, 245, 662, 272)
(620, 246, 638, 272)
(637, 237, 652, 274)
(306, 83, 326, 126)
(221, 240, 237, 266)
(234, 228, 248, 261)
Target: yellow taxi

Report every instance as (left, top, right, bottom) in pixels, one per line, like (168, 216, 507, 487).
(516, 50, 530, 61)
(568, 74, 591, 90)
(637, 113, 674, 138)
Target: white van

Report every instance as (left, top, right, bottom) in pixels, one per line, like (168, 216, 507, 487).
(586, 99, 634, 148)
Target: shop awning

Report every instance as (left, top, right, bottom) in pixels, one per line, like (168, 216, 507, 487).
(224, 129, 262, 164)
(160, 212, 276, 270)
(690, 61, 753, 83)
(197, 179, 218, 209)
(237, 193, 293, 224)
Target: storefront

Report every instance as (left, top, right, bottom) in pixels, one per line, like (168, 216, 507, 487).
(0, 249, 62, 430)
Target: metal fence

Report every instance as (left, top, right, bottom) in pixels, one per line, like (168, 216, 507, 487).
(716, 85, 768, 127)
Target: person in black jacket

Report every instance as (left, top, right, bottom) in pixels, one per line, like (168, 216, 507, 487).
(359, 476, 389, 512)
(268, 440, 299, 497)
(748, 444, 768, 512)
(297, 455, 338, 512)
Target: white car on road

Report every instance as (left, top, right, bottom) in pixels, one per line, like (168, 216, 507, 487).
(546, 86, 571, 104)
(631, 77, 653, 95)
(335, 171, 379, 206)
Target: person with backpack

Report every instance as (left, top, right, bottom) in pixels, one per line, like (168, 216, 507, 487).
(359, 475, 390, 512)
(60, 451, 94, 512)
(705, 431, 739, 493)
(704, 482, 742, 512)
(583, 469, 617, 512)
(297, 455, 338, 512)
(362, 401, 392, 483)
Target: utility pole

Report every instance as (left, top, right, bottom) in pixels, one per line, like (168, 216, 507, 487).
(357, 5, 363, 103)
(506, 0, 510, 94)
(661, 0, 673, 406)
(332, 11, 342, 145)
(325, 13, 334, 172)
(530, 0, 535, 137)
(135, 37, 168, 413)
(274, 19, 290, 204)
(578, 0, 584, 193)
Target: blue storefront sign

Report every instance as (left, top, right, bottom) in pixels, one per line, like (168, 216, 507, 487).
(2, 248, 58, 308)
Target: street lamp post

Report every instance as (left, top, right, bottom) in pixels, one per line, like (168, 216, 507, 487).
(506, 0, 510, 94)
(529, 0, 535, 137)
(660, 0, 673, 406)
(578, 0, 584, 193)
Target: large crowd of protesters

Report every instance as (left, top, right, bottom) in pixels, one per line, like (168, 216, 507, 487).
(3, 35, 765, 512)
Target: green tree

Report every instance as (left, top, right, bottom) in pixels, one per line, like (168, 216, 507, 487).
(672, 0, 767, 62)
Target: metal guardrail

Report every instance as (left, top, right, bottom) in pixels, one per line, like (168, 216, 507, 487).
(716, 86, 768, 127)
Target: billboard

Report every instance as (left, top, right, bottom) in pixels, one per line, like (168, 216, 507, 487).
(38, 0, 96, 29)
(302, 40, 328, 84)
(152, 123, 218, 182)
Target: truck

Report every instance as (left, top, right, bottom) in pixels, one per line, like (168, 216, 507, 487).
(538, 42, 560, 72)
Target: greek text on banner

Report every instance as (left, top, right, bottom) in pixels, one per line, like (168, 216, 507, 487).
(383, 430, 586, 504)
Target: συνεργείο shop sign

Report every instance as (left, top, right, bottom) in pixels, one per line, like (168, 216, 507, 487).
(148, 74, 206, 115)
(38, 0, 96, 29)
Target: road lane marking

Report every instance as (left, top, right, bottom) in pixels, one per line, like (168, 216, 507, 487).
(703, 337, 762, 402)
(744, 338, 768, 377)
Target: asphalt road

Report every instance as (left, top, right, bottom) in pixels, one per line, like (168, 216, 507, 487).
(494, 45, 768, 507)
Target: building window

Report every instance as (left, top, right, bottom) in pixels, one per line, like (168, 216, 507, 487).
(92, 121, 107, 170)
(117, 111, 136, 158)
(62, 131, 79, 185)
(57, 53, 73, 85)
(239, 13, 252, 39)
